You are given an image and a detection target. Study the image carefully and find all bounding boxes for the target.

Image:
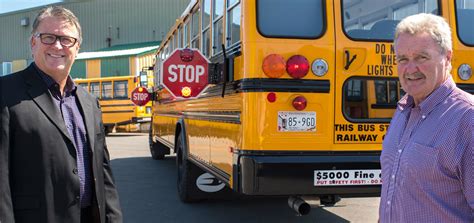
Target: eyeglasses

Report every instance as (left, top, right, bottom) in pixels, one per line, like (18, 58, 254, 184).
(34, 33, 78, 47)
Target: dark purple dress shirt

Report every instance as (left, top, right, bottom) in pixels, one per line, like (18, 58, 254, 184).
(34, 64, 92, 208)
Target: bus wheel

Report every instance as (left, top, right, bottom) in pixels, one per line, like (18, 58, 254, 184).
(149, 128, 167, 160)
(176, 133, 202, 203)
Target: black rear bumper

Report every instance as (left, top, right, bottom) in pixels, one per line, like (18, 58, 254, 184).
(236, 152, 381, 197)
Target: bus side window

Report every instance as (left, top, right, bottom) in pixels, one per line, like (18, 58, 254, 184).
(202, 0, 211, 57)
(114, 80, 128, 99)
(184, 21, 190, 48)
(101, 81, 113, 100)
(212, 0, 224, 55)
(90, 82, 100, 98)
(191, 8, 200, 49)
(226, 0, 241, 47)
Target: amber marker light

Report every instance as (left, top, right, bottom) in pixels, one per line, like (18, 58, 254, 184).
(292, 96, 307, 111)
(262, 54, 286, 78)
(138, 87, 143, 92)
(181, 86, 192, 97)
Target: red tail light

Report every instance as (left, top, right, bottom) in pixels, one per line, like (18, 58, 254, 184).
(292, 96, 307, 111)
(286, 55, 309, 79)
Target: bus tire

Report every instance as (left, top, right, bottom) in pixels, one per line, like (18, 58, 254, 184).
(176, 133, 203, 203)
(149, 128, 167, 160)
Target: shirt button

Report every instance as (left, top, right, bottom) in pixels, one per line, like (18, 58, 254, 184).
(422, 115, 426, 119)
(391, 175, 395, 179)
(387, 201, 391, 205)
(398, 149, 402, 153)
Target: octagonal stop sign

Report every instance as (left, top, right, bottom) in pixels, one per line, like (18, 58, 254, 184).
(131, 87, 150, 106)
(160, 48, 210, 99)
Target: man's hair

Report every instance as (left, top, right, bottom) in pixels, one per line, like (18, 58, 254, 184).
(395, 13, 452, 54)
(31, 6, 82, 44)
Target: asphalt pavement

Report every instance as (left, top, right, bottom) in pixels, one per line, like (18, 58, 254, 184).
(106, 133, 380, 223)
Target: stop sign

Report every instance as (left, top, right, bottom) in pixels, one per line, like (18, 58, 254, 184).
(131, 87, 151, 106)
(160, 48, 210, 99)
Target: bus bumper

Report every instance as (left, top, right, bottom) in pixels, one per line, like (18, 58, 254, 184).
(237, 152, 381, 197)
(132, 117, 151, 123)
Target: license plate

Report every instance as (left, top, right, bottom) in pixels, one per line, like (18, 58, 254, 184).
(278, 111, 316, 132)
(314, 169, 382, 186)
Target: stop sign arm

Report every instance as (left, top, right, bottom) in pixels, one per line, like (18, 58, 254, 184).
(221, 44, 228, 98)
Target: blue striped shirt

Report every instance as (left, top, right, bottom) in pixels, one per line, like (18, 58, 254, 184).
(34, 64, 92, 208)
(380, 77, 474, 222)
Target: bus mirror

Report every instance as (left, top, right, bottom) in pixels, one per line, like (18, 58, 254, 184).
(140, 71, 148, 87)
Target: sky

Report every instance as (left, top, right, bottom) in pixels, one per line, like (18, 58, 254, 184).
(0, 0, 62, 14)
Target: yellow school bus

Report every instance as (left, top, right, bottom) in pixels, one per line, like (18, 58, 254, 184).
(149, 0, 473, 214)
(76, 75, 153, 133)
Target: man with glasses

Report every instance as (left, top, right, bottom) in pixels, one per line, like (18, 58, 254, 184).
(0, 6, 122, 223)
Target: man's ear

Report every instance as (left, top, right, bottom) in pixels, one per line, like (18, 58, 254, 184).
(445, 49, 453, 62)
(445, 49, 453, 72)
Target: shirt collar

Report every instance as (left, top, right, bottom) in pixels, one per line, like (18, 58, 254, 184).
(33, 62, 77, 96)
(397, 77, 456, 115)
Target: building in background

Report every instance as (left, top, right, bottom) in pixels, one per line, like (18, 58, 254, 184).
(70, 41, 160, 79)
(0, 0, 190, 76)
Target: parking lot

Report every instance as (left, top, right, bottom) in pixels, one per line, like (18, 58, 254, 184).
(107, 133, 380, 223)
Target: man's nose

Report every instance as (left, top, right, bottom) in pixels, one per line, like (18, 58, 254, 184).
(403, 60, 418, 74)
(52, 39, 64, 49)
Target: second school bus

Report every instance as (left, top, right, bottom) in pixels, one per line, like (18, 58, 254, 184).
(149, 0, 474, 212)
(76, 75, 153, 133)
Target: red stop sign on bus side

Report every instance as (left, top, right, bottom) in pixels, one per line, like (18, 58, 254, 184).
(131, 87, 151, 106)
(160, 48, 210, 99)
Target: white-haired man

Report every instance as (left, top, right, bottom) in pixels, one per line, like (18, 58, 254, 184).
(379, 13, 473, 222)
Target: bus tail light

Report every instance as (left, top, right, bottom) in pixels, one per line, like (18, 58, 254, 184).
(286, 55, 309, 79)
(263, 54, 286, 78)
(292, 96, 307, 111)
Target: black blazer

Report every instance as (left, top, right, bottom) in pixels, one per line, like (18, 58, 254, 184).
(0, 64, 122, 223)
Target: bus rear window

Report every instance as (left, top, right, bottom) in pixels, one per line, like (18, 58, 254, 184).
(257, 0, 325, 38)
(343, 0, 439, 41)
(456, 1, 474, 46)
(343, 77, 405, 122)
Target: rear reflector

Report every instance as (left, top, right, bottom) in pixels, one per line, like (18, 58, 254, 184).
(267, 92, 277, 102)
